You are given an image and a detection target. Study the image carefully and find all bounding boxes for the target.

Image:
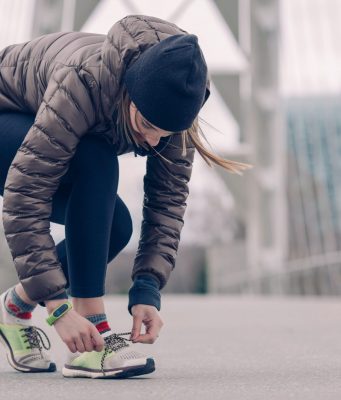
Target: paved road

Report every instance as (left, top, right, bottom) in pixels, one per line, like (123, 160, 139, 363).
(1, 294, 341, 399)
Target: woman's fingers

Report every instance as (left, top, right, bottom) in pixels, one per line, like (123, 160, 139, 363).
(66, 340, 77, 353)
(134, 322, 160, 344)
(130, 314, 143, 341)
(81, 330, 96, 352)
(74, 336, 86, 353)
(90, 325, 105, 352)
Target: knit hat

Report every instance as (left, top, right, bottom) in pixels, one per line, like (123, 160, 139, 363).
(123, 34, 209, 132)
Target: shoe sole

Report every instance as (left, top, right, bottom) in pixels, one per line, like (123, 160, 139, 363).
(0, 291, 56, 373)
(62, 357, 155, 379)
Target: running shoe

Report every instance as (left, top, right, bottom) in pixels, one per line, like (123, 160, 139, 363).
(62, 331, 155, 379)
(0, 288, 56, 372)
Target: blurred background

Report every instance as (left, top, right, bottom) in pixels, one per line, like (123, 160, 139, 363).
(1, 0, 341, 299)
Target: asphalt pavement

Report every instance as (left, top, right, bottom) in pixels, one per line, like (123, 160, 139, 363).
(1, 294, 341, 400)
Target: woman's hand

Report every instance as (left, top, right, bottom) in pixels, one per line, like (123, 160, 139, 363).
(130, 304, 164, 344)
(53, 309, 105, 353)
(46, 300, 104, 353)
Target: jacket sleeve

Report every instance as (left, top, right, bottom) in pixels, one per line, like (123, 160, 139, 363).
(2, 67, 96, 303)
(131, 133, 195, 290)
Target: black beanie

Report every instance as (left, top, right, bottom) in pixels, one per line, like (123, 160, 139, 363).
(123, 34, 209, 132)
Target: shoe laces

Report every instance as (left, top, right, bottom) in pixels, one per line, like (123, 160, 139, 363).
(20, 326, 51, 353)
(100, 331, 132, 376)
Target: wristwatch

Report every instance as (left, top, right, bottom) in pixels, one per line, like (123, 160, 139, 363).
(46, 301, 73, 326)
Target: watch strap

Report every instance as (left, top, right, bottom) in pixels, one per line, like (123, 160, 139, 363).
(46, 301, 73, 326)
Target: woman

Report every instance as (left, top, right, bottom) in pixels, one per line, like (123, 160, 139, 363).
(0, 14, 250, 378)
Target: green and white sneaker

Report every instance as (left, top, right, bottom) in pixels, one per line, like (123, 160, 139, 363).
(0, 289, 56, 372)
(62, 331, 155, 379)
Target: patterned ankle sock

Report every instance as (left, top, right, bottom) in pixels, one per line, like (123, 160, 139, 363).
(85, 313, 111, 335)
(4, 286, 36, 320)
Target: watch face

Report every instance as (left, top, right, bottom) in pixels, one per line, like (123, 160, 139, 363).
(53, 304, 68, 317)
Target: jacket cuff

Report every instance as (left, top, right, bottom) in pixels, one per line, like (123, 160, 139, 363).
(128, 273, 161, 316)
(38, 290, 69, 308)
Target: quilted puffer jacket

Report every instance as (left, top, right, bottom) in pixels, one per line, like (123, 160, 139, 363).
(0, 14, 210, 303)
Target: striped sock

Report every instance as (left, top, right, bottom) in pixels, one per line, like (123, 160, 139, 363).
(4, 286, 36, 320)
(85, 313, 111, 336)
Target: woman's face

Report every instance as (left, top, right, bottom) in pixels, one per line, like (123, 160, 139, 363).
(129, 101, 172, 147)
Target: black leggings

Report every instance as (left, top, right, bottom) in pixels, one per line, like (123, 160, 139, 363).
(0, 112, 133, 298)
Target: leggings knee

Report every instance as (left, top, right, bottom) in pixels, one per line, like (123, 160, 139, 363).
(122, 211, 133, 248)
(108, 199, 133, 261)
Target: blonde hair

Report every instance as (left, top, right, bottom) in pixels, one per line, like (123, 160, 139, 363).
(115, 85, 253, 175)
